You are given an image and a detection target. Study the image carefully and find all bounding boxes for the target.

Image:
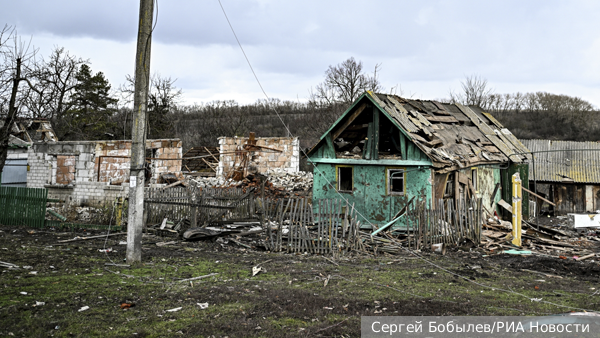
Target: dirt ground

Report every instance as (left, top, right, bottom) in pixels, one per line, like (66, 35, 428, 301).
(1, 224, 599, 337)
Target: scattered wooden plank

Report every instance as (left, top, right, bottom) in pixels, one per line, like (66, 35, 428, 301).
(229, 238, 252, 249)
(177, 273, 219, 283)
(57, 232, 127, 243)
(156, 241, 178, 247)
(576, 253, 596, 261)
(521, 269, 563, 279)
(0, 261, 19, 268)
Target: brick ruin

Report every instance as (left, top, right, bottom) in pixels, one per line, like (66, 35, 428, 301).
(27, 139, 182, 206)
(216, 136, 299, 178)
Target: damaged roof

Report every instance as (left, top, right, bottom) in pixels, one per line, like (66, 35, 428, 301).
(310, 92, 530, 172)
(1, 118, 58, 145)
(521, 139, 600, 184)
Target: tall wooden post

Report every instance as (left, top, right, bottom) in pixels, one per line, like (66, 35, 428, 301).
(127, 0, 154, 263)
(511, 173, 522, 247)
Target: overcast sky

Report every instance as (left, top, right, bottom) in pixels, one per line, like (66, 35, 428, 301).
(2, 0, 600, 107)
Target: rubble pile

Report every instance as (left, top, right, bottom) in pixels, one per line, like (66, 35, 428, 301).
(187, 170, 313, 197)
(480, 216, 600, 259)
(262, 170, 313, 192)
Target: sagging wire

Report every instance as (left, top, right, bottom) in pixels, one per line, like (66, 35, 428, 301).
(216, 0, 378, 228)
(216, 0, 595, 313)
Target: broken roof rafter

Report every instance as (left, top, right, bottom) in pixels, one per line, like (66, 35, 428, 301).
(308, 92, 530, 172)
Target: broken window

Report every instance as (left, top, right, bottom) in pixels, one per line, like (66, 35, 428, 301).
(56, 155, 75, 185)
(378, 122, 403, 158)
(332, 104, 373, 157)
(471, 168, 478, 192)
(337, 166, 353, 192)
(387, 168, 405, 195)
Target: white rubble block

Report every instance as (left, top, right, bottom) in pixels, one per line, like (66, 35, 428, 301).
(568, 213, 600, 228)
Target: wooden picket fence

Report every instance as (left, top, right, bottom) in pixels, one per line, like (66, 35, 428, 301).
(0, 186, 48, 228)
(405, 198, 482, 250)
(144, 186, 257, 227)
(143, 187, 483, 255)
(144, 186, 195, 226)
(261, 198, 362, 255)
(262, 197, 482, 255)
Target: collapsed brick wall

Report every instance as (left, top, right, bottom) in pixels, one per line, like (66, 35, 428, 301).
(27, 139, 182, 206)
(216, 136, 299, 178)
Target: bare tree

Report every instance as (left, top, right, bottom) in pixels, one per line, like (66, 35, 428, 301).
(119, 73, 182, 139)
(310, 57, 383, 106)
(449, 74, 493, 108)
(0, 26, 36, 175)
(23, 47, 88, 120)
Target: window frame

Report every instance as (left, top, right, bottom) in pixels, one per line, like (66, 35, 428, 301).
(444, 174, 454, 198)
(471, 168, 478, 193)
(336, 165, 354, 193)
(386, 167, 406, 196)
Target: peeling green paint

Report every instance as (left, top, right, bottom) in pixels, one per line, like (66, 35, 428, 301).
(312, 163, 432, 228)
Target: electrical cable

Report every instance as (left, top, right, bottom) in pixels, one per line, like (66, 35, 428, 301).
(217, 0, 378, 228)
(216, 0, 596, 313)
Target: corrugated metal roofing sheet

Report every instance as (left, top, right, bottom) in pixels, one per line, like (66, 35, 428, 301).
(521, 139, 600, 184)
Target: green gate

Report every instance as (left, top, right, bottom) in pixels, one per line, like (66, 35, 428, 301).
(0, 186, 48, 227)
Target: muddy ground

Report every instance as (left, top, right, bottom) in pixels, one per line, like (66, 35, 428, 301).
(1, 224, 599, 337)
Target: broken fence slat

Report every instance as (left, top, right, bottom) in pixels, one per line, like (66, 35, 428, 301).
(178, 273, 219, 283)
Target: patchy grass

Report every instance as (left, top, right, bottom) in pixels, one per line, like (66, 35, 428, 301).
(1, 225, 599, 337)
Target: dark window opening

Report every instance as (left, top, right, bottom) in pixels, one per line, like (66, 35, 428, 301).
(379, 122, 402, 157)
(445, 176, 454, 197)
(337, 166, 353, 192)
(333, 106, 373, 157)
(388, 169, 404, 195)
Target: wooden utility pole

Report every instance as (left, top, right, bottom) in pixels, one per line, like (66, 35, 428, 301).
(127, 0, 154, 263)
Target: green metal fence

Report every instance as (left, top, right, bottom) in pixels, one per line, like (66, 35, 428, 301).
(0, 186, 48, 228)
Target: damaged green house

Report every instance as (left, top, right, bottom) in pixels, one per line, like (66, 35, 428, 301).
(307, 92, 531, 228)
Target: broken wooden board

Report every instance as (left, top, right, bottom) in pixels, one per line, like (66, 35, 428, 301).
(497, 199, 513, 213)
(183, 228, 221, 241)
(482, 230, 507, 239)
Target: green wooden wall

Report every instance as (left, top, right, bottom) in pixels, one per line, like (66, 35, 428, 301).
(312, 161, 432, 228)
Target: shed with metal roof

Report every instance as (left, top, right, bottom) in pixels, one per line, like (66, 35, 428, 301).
(521, 139, 600, 215)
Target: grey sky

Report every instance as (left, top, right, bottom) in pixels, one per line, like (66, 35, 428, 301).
(2, 0, 600, 106)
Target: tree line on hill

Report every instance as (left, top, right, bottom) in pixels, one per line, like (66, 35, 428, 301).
(447, 75, 599, 142)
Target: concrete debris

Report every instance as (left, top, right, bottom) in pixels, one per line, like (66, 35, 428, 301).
(568, 213, 600, 228)
(187, 170, 313, 197)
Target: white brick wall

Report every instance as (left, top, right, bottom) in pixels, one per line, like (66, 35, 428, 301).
(26, 139, 180, 206)
(217, 136, 299, 178)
